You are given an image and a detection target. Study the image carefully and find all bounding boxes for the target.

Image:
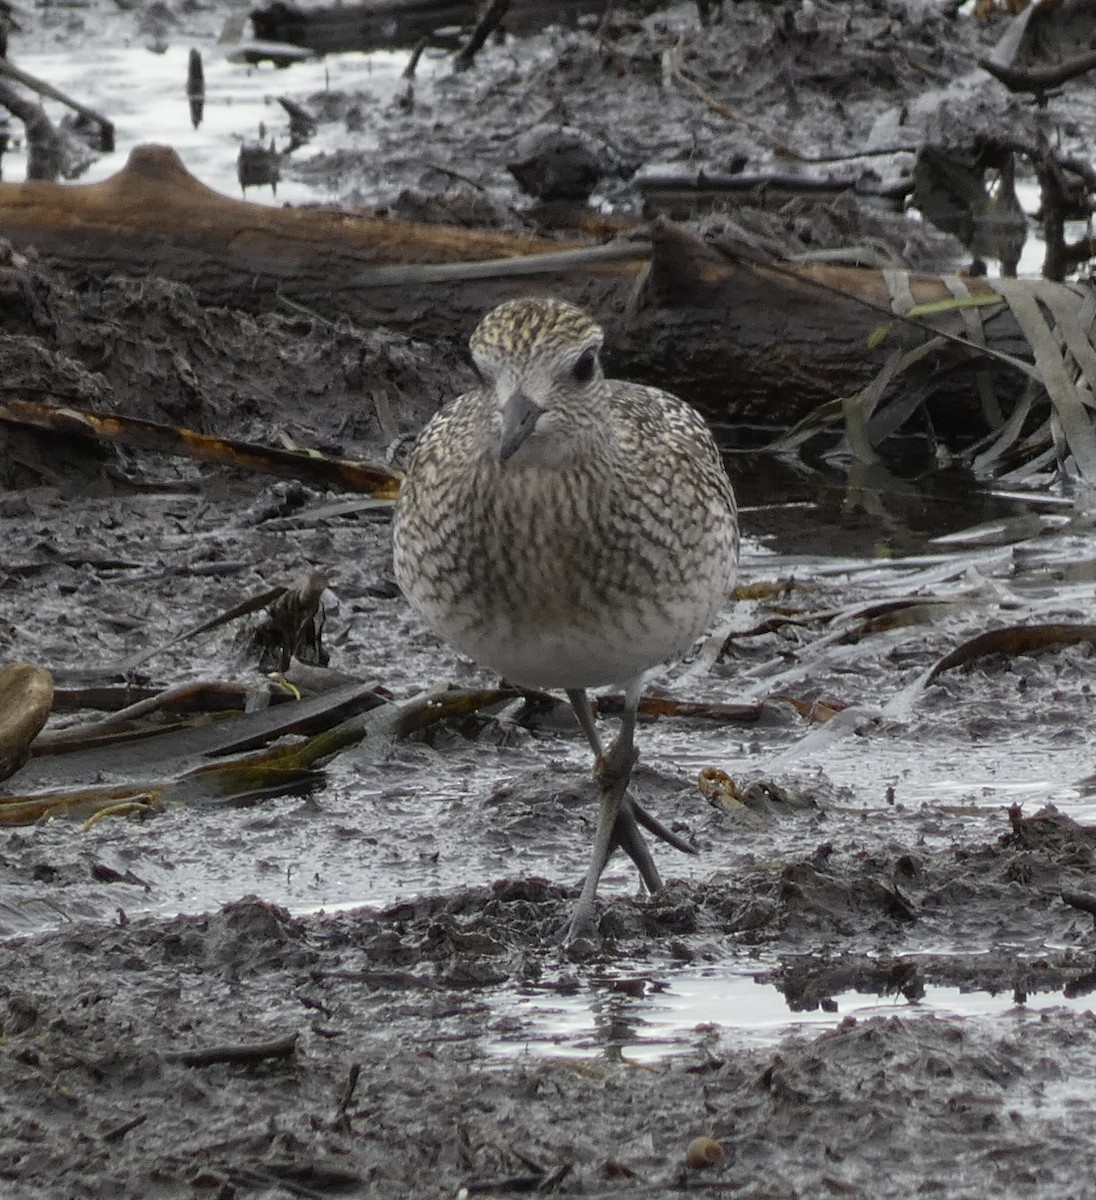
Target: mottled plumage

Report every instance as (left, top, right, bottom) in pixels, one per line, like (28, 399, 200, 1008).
(392, 297, 739, 937)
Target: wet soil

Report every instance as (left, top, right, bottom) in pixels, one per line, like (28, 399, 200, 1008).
(4, 1, 1096, 1197)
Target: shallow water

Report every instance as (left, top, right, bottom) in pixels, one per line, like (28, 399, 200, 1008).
(3, 38, 420, 201)
(488, 968, 1096, 1061)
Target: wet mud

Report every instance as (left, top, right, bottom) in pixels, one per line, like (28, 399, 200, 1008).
(5, 1, 1096, 1197)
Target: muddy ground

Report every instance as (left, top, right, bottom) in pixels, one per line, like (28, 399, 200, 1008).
(4, 1, 1096, 1197)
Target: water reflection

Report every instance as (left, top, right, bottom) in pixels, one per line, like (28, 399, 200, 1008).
(490, 966, 1096, 1062)
(723, 449, 1047, 560)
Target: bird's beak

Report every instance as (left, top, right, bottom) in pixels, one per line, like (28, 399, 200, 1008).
(498, 389, 544, 461)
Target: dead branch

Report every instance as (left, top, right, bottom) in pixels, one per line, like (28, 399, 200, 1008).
(0, 55, 114, 150)
(454, 0, 510, 69)
(249, 0, 652, 56)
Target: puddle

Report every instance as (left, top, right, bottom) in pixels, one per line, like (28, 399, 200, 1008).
(2, 40, 422, 202)
(727, 454, 1077, 561)
(487, 965, 1096, 1061)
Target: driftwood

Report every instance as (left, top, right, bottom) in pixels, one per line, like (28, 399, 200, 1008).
(980, 50, 1096, 99)
(0, 144, 1041, 429)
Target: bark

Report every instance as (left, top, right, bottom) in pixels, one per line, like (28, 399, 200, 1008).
(0, 144, 1036, 429)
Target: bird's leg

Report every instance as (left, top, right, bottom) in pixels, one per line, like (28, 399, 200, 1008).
(565, 687, 604, 759)
(565, 688, 664, 893)
(598, 676, 641, 796)
(563, 682, 698, 939)
(565, 684, 698, 851)
(565, 679, 650, 940)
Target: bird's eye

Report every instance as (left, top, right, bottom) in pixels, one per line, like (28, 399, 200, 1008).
(572, 348, 598, 384)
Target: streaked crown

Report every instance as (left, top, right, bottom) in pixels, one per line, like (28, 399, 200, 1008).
(469, 297, 603, 366)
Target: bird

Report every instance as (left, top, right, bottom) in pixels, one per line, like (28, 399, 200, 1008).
(392, 296, 739, 939)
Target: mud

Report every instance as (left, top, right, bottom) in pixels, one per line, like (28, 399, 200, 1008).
(5, 1, 1096, 1197)
(4, 870, 1096, 1198)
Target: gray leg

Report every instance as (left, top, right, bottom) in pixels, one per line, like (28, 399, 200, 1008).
(608, 806, 662, 893)
(563, 681, 697, 940)
(567, 686, 662, 890)
(565, 688, 604, 758)
(600, 677, 641, 790)
(566, 677, 644, 940)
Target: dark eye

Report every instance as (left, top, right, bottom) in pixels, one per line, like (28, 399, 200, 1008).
(572, 348, 598, 384)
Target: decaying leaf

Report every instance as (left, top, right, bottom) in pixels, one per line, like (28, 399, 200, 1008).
(0, 398, 403, 497)
(771, 270, 1096, 484)
(926, 622, 1096, 684)
(0, 682, 520, 827)
(866, 292, 1007, 351)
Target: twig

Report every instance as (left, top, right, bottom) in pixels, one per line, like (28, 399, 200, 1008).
(404, 35, 430, 78)
(0, 79, 65, 180)
(663, 42, 734, 120)
(662, 36, 799, 154)
(350, 239, 649, 287)
(166, 1032, 298, 1067)
(454, 0, 510, 71)
(187, 49, 204, 129)
(101, 1113, 148, 1143)
(596, 0, 615, 40)
(420, 161, 489, 192)
(337, 1061, 362, 1116)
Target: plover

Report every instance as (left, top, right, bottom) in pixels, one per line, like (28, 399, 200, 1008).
(393, 297, 739, 938)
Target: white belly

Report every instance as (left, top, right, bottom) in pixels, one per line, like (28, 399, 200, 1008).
(433, 587, 730, 690)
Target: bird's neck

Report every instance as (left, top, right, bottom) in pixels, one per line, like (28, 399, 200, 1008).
(498, 422, 616, 475)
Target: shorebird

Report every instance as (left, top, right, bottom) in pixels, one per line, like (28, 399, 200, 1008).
(392, 297, 739, 938)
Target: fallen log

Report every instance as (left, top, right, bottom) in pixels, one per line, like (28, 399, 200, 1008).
(0, 144, 1059, 435)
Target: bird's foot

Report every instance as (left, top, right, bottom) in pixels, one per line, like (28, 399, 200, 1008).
(561, 890, 602, 957)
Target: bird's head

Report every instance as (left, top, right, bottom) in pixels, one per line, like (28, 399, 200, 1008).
(469, 297, 607, 467)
